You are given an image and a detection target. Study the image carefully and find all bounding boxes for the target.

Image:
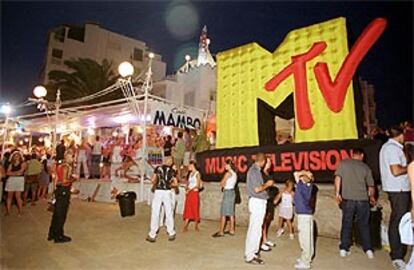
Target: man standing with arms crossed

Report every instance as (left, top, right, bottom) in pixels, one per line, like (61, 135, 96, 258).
(245, 153, 274, 265)
(380, 126, 410, 270)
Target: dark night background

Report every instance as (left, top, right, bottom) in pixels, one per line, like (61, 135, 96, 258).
(1, 1, 412, 128)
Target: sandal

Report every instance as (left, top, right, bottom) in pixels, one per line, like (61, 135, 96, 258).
(212, 232, 224, 238)
(228, 231, 235, 236)
(246, 257, 264, 265)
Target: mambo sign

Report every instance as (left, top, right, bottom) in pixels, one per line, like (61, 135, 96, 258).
(196, 139, 381, 183)
(151, 101, 204, 129)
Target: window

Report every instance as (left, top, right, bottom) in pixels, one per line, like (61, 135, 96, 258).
(67, 26, 85, 42)
(133, 48, 143, 61)
(54, 27, 66, 42)
(52, 48, 63, 59)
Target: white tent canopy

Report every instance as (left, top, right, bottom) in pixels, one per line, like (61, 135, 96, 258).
(16, 95, 207, 134)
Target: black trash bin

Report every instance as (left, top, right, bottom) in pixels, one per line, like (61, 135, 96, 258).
(353, 206, 382, 250)
(117, 191, 137, 217)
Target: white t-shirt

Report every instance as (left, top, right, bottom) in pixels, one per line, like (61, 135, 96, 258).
(224, 171, 237, 190)
(380, 139, 409, 192)
(188, 171, 199, 189)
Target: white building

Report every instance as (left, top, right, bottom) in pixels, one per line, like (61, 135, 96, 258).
(41, 22, 166, 84)
(152, 26, 216, 113)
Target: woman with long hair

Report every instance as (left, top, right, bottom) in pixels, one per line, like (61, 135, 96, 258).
(212, 159, 238, 237)
(5, 151, 26, 215)
(182, 160, 203, 232)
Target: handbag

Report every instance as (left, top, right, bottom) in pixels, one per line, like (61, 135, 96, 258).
(47, 195, 56, 212)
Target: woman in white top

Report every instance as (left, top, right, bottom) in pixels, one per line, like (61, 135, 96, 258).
(212, 160, 237, 237)
(182, 161, 202, 232)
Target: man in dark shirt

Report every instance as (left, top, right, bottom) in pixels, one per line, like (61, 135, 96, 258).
(244, 153, 274, 265)
(294, 170, 316, 269)
(335, 148, 376, 259)
(147, 156, 178, 242)
(55, 140, 66, 163)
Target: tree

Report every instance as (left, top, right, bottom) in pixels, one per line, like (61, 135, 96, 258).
(46, 58, 120, 103)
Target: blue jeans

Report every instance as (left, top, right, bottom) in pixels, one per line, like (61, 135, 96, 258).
(340, 199, 372, 251)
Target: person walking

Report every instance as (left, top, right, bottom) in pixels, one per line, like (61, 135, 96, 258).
(334, 148, 376, 259)
(244, 153, 274, 265)
(48, 152, 77, 243)
(182, 161, 203, 232)
(212, 160, 238, 237)
(147, 156, 178, 242)
(380, 126, 410, 270)
(5, 151, 26, 216)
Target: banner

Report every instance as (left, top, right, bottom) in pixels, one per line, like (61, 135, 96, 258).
(150, 101, 204, 129)
(196, 139, 382, 183)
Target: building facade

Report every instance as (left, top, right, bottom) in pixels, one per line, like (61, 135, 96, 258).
(152, 26, 216, 113)
(41, 22, 166, 84)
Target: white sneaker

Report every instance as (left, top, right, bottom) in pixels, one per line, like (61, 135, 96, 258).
(264, 240, 275, 247)
(289, 233, 295, 240)
(392, 260, 406, 270)
(260, 243, 271, 251)
(339, 249, 351, 257)
(295, 261, 311, 269)
(365, 250, 374, 259)
(276, 228, 285, 237)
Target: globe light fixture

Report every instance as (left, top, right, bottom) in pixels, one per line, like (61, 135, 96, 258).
(1, 104, 12, 115)
(148, 52, 155, 59)
(185, 55, 191, 61)
(118, 61, 134, 78)
(33, 85, 47, 98)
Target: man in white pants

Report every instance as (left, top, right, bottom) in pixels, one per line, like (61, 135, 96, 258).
(147, 157, 178, 242)
(245, 153, 274, 265)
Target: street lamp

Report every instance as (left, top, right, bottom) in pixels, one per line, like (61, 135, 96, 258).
(29, 85, 61, 149)
(33, 85, 47, 98)
(118, 61, 134, 78)
(1, 103, 12, 159)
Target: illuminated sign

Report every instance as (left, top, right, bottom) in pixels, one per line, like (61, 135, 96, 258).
(216, 17, 386, 148)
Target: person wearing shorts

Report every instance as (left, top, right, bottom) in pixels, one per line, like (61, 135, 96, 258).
(5, 151, 26, 215)
(24, 153, 41, 206)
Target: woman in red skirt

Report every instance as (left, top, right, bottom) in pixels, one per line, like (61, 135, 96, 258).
(183, 161, 203, 232)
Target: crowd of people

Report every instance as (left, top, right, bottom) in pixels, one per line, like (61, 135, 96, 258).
(1, 120, 414, 269)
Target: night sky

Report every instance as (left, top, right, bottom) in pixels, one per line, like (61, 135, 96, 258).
(1, 1, 412, 128)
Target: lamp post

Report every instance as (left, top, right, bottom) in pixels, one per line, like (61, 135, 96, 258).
(118, 53, 154, 202)
(30, 86, 61, 149)
(1, 104, 12, 160)
(184, 54, 191, 72)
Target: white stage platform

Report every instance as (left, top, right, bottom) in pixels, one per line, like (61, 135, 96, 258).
(72, 179, 186, 214)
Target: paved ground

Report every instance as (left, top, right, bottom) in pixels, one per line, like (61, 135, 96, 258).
(1, 199, 394, 270)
